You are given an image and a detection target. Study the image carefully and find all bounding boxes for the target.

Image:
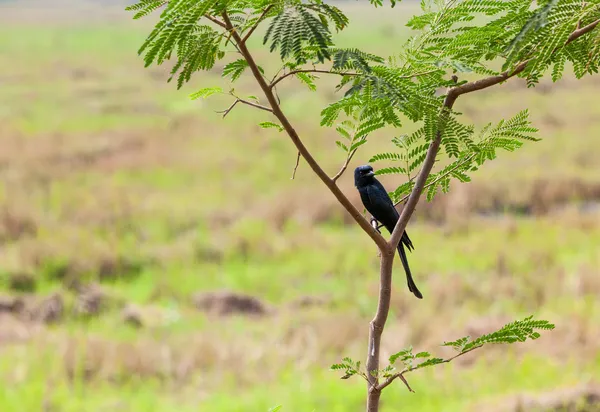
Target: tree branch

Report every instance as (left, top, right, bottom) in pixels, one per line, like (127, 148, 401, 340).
(366, 250, 395, 412)
(241, 5, 274, 44)
(220, 11, 388, 251)
(204, 14, 227, 29)
(451, 18, 600, 97)
(568, 17, 600, 42)
(388, 16, 600, 247)
(365, 17, 600, 412)
(388, 90, 458, 252)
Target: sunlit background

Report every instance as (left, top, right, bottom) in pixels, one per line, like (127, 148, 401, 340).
(1, 0, 599, 411)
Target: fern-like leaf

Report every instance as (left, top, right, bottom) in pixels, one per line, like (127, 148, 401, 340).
(223, 59, 249, 82)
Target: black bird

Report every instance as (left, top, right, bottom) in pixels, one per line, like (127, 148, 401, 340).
(354, 164, 423, 299)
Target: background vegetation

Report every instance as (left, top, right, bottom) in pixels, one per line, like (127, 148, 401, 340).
(0, 0, 599, 411)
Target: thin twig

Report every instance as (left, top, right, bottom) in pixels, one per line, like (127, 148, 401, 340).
(270, 69, 360, 89)
(238, 98, 272, 112)
(217, 100, 239, 118)
(270, 68, 439, 90)
(397, 374, 414, 393)
(242, 5, 274, 43)
(291, 151, 301, 179)
(375, 346, 481, 393)
(332, 148, 359, 183)
(217, 98, 273, 118)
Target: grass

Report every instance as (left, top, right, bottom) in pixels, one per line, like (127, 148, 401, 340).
(0, 1, 600, 411)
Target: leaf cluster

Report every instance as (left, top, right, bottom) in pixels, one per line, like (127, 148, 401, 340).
(372, 109, 539, 202)
(332, 316, 555, 385)
(330, 357, 367, 380)
(127, 0, 600, 202)
(442, 315, 555, 352)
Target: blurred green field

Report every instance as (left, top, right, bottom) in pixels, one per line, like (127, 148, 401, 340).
(1, 1, 600, 411)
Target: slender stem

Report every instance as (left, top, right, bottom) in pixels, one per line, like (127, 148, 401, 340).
(218, 99, 239, 118)
(221, 11, 388, 251)
(332, 148, 359, 183)
(237, 98, 272, 113)
(241, 5, 274, 43)
(270, 68, 439, 90)
(291, 151, 301, 179)
(270, 69, 359, 90)
(217, 98, 273, 118)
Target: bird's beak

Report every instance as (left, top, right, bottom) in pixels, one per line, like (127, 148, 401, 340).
(365, 171, 375, 177)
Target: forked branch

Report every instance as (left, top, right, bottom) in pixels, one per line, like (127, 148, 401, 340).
(242, 5, 274, 43)
(388, 17, 600, 249)
(368, 18, 599, 412)
(220, 10, 388, 251)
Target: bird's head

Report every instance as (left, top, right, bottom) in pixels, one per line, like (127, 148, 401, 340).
(354, 164, 376, 187)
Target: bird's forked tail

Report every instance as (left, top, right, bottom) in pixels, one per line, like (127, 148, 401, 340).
(397, 240, 423, 299)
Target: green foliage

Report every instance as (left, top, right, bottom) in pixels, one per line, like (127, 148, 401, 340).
(504, 0, 560, 62)
(223, 59, 249, 82)
(259, 121, 284, 132)
(372, 109, 539, 203)
(295, 72, 317, 91)
(189, 87, 223, 99)
(127, 0, 280, 88)
(333, 316, 554, 385)
(125, 0, 167, 19)
(370, 0, 398, 7)
(443, 315, 556, 352)
(263, 1, 348, 64)
(129, 0, 600, 202)
(330, 357, 366, 380)
(332, 48, 385, 72)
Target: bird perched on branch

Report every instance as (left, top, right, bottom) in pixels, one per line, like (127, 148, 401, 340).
(354, 165, 423, 299)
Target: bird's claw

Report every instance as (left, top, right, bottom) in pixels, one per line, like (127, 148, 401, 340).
(370, 217, 382, 234)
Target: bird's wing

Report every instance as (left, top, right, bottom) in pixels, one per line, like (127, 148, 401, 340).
(372, 180, 399, 216)
(366, 183, 399, 233)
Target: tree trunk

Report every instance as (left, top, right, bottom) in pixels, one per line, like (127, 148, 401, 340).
(366, 248, 395, 412)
